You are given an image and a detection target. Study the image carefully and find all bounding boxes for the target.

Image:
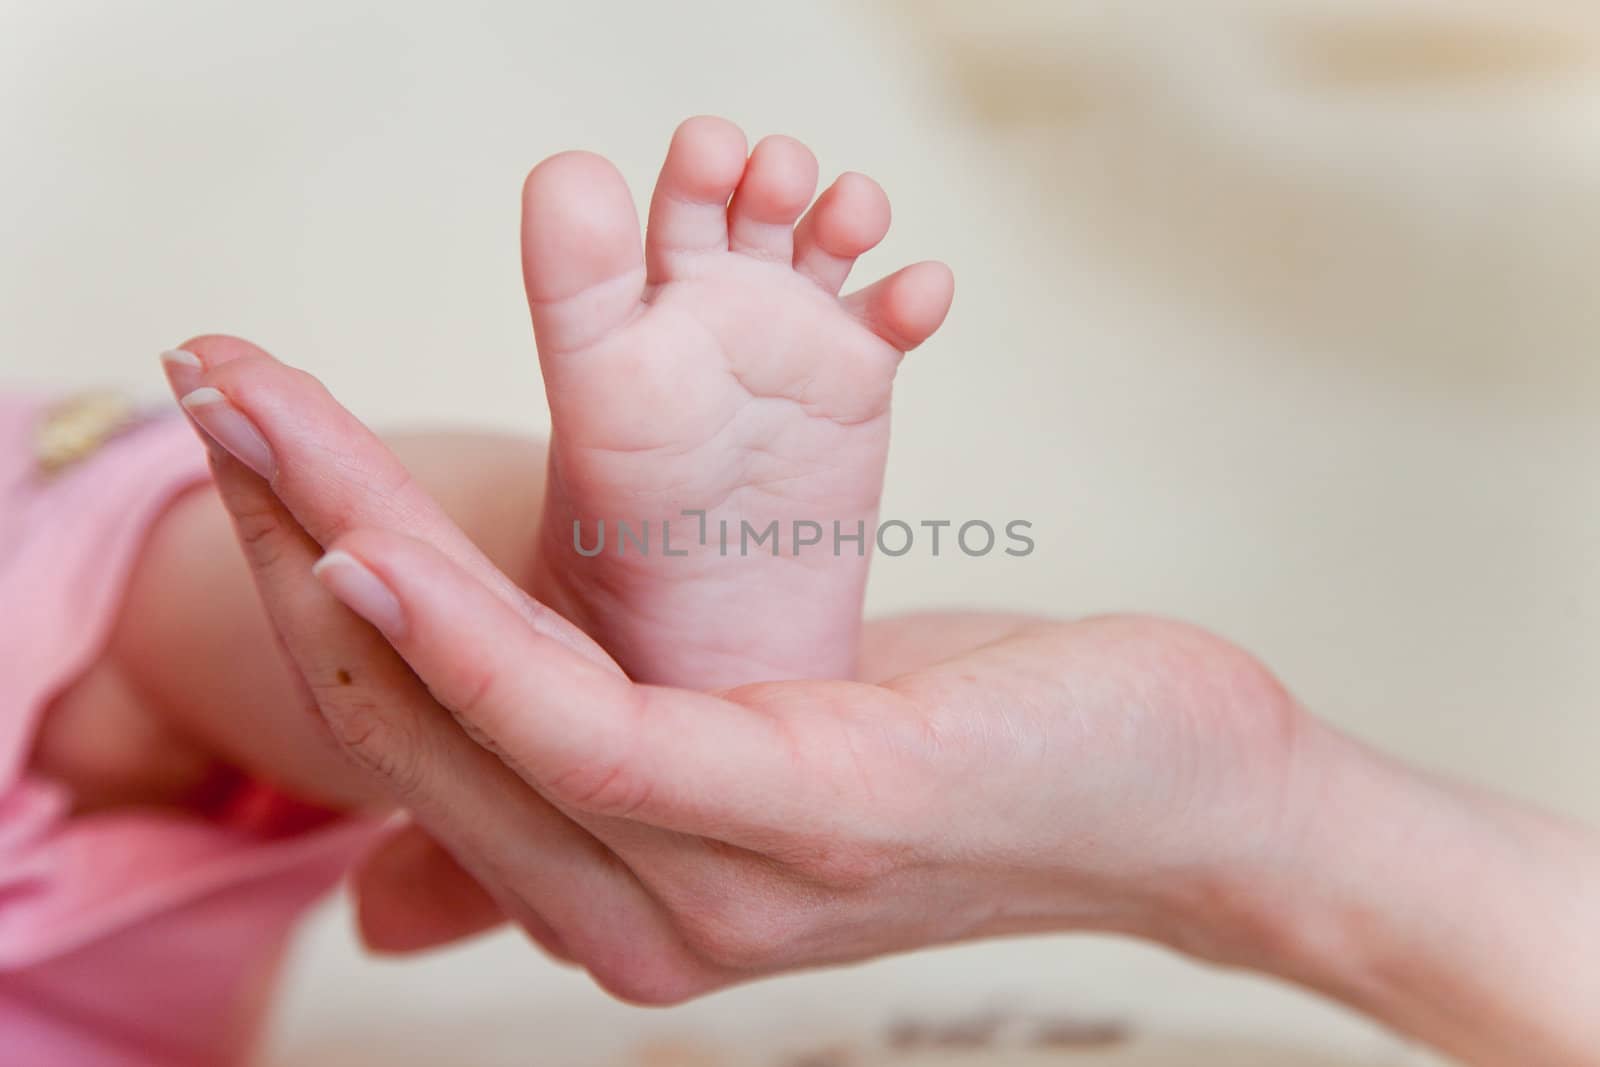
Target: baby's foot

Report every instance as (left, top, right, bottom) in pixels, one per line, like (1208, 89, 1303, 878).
(525, 117, 953, 688)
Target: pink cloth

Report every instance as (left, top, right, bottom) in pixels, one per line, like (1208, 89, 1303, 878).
(0, 395, 374, 1067)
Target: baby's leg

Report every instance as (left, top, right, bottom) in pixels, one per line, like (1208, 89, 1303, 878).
(31, 429, 548, 812)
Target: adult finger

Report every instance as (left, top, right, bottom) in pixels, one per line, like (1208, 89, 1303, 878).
(164, 335, 616, 673)
(312, 526, 891, 840)
(354, 824, 512, 954)
(186, 418, 671, 976)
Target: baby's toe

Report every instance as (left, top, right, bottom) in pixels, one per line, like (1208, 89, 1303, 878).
(844, 261, 955, 352)
(792, 172, 891, 294)
(645, 116, 748, 282)
(727, 135, 818, 263)
(522, 152, 646, 357)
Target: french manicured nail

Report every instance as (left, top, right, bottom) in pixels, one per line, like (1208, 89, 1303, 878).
(313, 549, 406, 637)
(159, 348, 203, 396)
(180, 387, 276, 480)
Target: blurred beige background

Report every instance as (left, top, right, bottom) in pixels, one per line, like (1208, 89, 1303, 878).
(2, 0, 1595, 1063)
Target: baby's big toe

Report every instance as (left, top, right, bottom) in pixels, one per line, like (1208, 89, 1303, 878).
(521, 151, 646, 357)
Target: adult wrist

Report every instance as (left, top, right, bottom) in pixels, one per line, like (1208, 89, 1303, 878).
(1169, 717, 1600, 1066)
(1173, 720, 1394, 986)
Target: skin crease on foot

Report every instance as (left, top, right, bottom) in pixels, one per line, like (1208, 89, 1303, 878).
(522, 116, 955, 690)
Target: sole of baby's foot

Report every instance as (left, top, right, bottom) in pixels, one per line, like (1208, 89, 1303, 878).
(524, 116, 954, 689)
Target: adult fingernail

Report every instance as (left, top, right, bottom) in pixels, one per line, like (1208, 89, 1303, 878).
(159, 348, 203, 396)
(180, 387, 276, 480)
(313, 549, 407, 638)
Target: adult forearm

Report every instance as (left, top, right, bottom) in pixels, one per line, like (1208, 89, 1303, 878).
(1219, 722, 1600, 1066)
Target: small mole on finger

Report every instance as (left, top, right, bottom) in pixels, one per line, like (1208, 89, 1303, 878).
(336, 668, 353, 686)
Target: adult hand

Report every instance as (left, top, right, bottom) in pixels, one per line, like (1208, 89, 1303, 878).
(161, 336, 1302, 996)
(164, 337, 1600, 1067)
